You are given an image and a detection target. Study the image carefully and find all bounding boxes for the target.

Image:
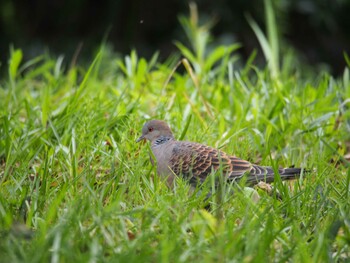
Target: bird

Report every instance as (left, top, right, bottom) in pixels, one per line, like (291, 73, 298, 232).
(136, 120, 306, 188)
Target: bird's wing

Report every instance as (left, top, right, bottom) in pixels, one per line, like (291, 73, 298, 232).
(168, 141, 253, 183)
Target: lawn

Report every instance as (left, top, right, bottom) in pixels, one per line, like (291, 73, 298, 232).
(1, 6, 350, 263)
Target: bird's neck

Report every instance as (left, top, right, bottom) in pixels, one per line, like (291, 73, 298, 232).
(151, 136, 174, 148)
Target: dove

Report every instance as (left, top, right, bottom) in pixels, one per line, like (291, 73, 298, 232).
(136, 120, 306, 188)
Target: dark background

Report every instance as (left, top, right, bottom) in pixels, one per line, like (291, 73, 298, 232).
(1, 0, 350, 75)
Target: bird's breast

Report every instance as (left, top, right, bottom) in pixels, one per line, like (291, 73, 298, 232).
(151, 142, 175, 177)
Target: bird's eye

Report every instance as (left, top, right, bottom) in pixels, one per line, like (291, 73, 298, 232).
(148, 127, 154, 132)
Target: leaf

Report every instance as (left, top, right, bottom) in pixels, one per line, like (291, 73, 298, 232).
(344, 51, 350, 68)
(265, 0, 279, 76)
(174, 41, 196, 64)
(247, 14, 271, 63)
(191, 209, 218, 240)
(343, 67, 349, 89)
(41, 84, 50, 127)
(247, 11, 279, 78)
(204, 44, 240, 72)
(179, 115, 192, 140)
(9, 48, 23, 82)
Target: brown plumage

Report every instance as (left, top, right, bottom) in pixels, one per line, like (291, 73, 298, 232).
(136, 120, 305, 187)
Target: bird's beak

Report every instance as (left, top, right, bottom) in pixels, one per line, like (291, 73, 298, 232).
(136, 135, 144, 143)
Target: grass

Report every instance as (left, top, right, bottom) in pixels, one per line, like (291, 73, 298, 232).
(1, 4, 350, 263)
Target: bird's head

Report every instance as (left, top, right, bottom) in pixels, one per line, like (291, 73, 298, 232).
(136, 120, 174, 143)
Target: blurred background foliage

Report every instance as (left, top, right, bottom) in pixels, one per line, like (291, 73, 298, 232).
(1, 0, 350, 75)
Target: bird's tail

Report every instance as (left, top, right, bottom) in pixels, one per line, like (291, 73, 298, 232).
(245, 166, 307, 186)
